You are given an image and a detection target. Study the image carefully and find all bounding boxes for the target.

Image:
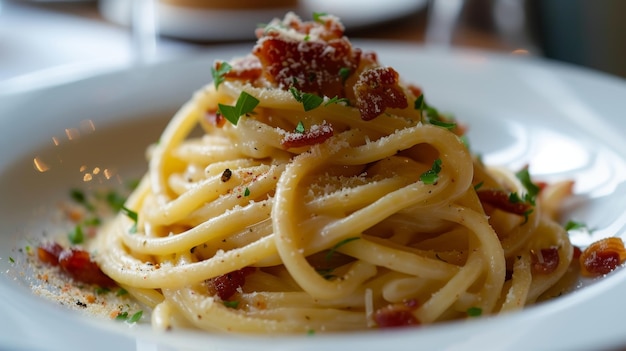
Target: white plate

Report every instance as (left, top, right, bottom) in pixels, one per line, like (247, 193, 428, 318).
(1, 42, 626, 351)
(99, 0, 428, 41)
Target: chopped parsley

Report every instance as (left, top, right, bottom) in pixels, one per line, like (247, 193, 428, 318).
(316, 268, 336, 280)
(218, 91, 260, 125)
(211, 61, 232, 90)
(106, 190, 127, 212)
(338, 67, 351, 82)
(325, 237, 360, 261)
(428, 115, 457, 130)
(95, 286, 111, 295)
(325, 96, 350, 107)
(116, 288, 129, 296)
(313, 12, 327, 23)
(121, 206, 138, 233)
(244, 187, 251, 197)
(70, 188, 95, 212)
(473, 181, 484, 191)
(420, 158, 442, 184)
(515, 167, 540, 205)
(564, 220, 591, 232)
(508, 192, 524, 204)
(128, 310, 143, 323)
(82, 216, 101, 227)
(8, 257, 14, 263)
(68, 225, 85, 245)
(290, 87, 349, 111)
(290, 87, 324, 111)
(414, 94, 425, 111)
(116, 310, 143, 323)
(414, 98, 456, 130)
(467, 306, 482, 317)
(223, 300, 239, 309)
(295, 121, 306, 133)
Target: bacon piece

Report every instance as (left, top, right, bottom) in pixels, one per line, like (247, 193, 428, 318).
(361, 51, 379, 67)
(354, 67, 408, 121)
(531, 247, 560, 274)
(580, 237, 626, 277)
(253, 37, 360, 98)
(572, 245, 582, 260)
(220, 56, 263, 82)
(58, 248, 116, 287)
(281, 121, 334, 149)
(208, 267, 256, 300)
(374, 299, 420, 328)
(38, 242, 115, 287)
(205, 110, 225, 128)
(38, 241, 64, 266)
(476, 189, 532, 215)
(256, 12, 345, 43)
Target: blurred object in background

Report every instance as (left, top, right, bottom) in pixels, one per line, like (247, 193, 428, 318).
(1, 0, 624, 92)
(529, 0, 626, 78)
(423, 0, 625, 79)
(99, 0, 428, 42)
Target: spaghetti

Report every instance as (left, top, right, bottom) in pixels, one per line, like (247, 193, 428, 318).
(92, 12, 576, 333)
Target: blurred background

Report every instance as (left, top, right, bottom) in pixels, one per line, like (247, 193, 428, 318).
(1, 0, 624, 92)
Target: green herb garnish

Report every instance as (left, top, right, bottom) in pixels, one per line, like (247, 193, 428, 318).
(128, 310, 143, 323)
(429, 116, 457, 130)
(417, 101, 457, 130)
(420, 158, 442, 184)
(325, 96, 350, 107)
(218, 91, 260, 126)
(211, 62, 232, 90)
(106, 191, 127, 212)
(290, 87, 324, 111)
(82, 217, 101, 227)
(223, 300, 239, 309)
(95, 287, 111, 295)
(564, 220, 590, 232)
(290, 87, 348, 111)
(70, 188, 95, 212)
(9, 257, 14, 263)
(467, 306, 482, 317)
(295, 121, 306, 133)
(244, 187, 251, 197)
(68, 225, 85, 245)
(338, 67, 351, 82)
(116, 310, 143, 323)
(116, 288, 129, 296)
(325, 237, 360, 261)
(121, 206, 138, 233)
(414, 94, 424, 111)
(313, 12, 327, 23)
(508, 192, 523, 204)
(315, 267, 336, 280)
(515, 167, 540, 205)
